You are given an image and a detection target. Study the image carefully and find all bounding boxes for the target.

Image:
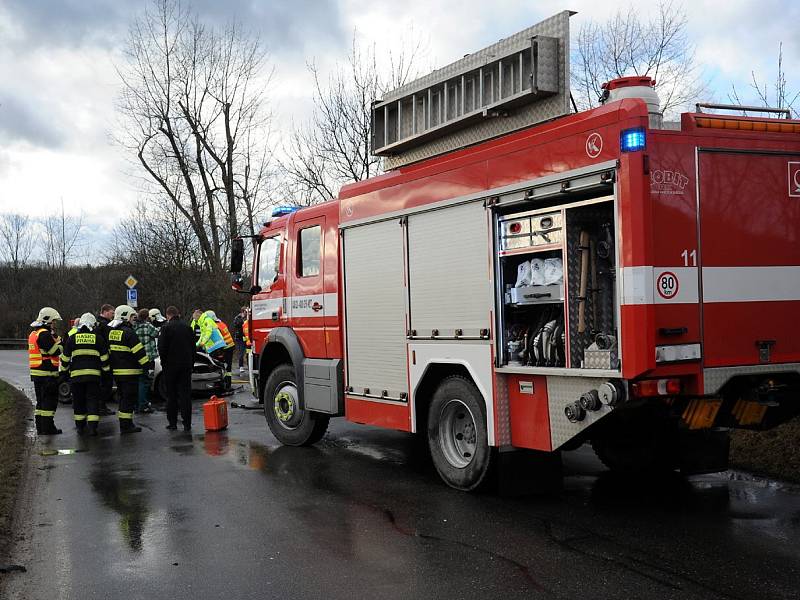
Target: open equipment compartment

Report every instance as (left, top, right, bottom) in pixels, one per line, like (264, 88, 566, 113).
(495, 195, 619, 372)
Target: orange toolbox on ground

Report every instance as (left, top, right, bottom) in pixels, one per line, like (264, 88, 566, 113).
(203, 396, 228, 431)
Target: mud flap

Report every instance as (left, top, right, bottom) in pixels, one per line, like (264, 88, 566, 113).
(495, 448, 563, 496)
(676, 429, 730, 475)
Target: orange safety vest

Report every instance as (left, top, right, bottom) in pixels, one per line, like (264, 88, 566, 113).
(217, 320, 234, 348)
(243, 320, 251, 348)
(28, 328, 60, 376)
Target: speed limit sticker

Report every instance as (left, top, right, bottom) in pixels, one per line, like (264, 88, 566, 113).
(656, 271, 680, 299)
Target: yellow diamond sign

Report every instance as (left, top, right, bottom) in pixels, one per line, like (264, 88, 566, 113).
(125, 275, 138, 289)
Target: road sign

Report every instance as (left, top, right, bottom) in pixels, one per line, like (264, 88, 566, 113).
(125, 275, 138, 289)
(127, 288, 138, 308)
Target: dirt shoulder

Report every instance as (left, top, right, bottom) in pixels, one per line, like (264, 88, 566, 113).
(0, 379, 31, 562)
(730, 416, 800, 483)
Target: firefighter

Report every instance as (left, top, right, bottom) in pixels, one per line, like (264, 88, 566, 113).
(148, 308, 167, 329)
(59, 313, 110, 436)
(196, 310, 226, 364)
(190, 309, 203, 344)
(28, 307, 63, 435)
(209, 311, 235, 389)
(96, 304, 116, 416)
(241, 309, 251, 374)
(108, 305, 150, 434)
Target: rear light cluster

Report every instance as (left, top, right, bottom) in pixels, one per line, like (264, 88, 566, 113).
(631, 378, 682, 398)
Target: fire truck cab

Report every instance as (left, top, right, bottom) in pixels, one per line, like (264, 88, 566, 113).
(231, 16, 800, 491)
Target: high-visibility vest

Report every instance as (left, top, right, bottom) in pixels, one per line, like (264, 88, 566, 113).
(217, 320, 234, 348)
(243, 320, 251, 349)
(29, 328, 60, 376)
(198, 317, 226, 354)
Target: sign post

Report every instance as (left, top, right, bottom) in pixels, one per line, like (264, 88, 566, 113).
(125, 275, 139, 308)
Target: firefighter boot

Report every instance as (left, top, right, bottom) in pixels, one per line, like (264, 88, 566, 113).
(41, 417, 62, 435)
(120, 419, 142, 434)
(87, 421, 99, 437)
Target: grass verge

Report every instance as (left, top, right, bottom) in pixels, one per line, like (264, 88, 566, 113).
(730, 416, 800, 484)
(0, 379, 30, 558)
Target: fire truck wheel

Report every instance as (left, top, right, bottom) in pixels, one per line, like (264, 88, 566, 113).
(263, 364, 329, 446)
(427, 375, 493, 491)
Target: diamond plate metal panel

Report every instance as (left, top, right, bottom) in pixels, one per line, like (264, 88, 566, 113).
(382, 11, 572, 169)
(703, 363, 800, 395)
(546, 376, 613, 449)
(494, 372, 512, 446)
(565, 204, 617, 368)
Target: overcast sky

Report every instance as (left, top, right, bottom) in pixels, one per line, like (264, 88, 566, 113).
(1, 0, 798, 260)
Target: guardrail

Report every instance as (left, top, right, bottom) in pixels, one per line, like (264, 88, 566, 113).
(0, 338, 27, 349)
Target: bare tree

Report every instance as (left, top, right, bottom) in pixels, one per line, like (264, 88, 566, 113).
(0, 213, 35, 270)
(41, 201, 84, 268)
(729, 43, 800, 118)
(115, 0, 274, 272)
(571, 2, 707, 118)
(282, 33, 423, 205)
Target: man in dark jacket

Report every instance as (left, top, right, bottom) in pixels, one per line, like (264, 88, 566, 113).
(158, 306, 196, 431)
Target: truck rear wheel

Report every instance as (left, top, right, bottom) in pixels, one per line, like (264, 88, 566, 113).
(427, 375, 493, 491)
(263, 364, 329, 446)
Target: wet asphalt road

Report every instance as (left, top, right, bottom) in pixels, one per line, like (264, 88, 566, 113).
(1, 349, 799, 599)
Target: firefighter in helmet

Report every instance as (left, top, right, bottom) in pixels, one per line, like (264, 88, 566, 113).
(108, 305, 150, 434)
(208, 311, 235, 389)
(148, 308, 167, 329)
(59, 313, 110, 436)
(28, 307, 64, 435)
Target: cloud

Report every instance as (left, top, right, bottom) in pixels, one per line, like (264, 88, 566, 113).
(0, 95, 65, 148)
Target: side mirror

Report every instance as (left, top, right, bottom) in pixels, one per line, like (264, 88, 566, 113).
(230, 272, 244, 292)
(230, 238, 245, 273)
(250, 284, 262, 295)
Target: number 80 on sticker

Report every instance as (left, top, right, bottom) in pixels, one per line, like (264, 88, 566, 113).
(656, 271, 679, 299)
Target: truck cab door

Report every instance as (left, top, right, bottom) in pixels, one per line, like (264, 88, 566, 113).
(251, 234, 285, 354)
(290, 215, 330, 358)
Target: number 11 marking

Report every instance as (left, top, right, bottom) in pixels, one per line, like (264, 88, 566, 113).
(681, 249, 697, 266)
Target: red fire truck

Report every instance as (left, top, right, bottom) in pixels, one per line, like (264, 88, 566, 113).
(230, 23, 800, 491)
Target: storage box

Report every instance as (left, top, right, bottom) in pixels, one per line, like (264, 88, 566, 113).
(509, 284, 564, 305)
(203, 395, 228, 431)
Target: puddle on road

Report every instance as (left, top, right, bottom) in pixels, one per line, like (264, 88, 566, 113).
(40, 448, 87, 456)
(168, 431, 272, 472)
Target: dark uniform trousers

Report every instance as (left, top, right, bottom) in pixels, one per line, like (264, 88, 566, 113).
(71, 381, 101, 425)
(115, 379, 139, 421)
(164, 367, 192, 428)
(33, 377, 59, 416)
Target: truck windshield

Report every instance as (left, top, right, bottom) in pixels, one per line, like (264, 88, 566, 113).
(257, 237, 281, 288)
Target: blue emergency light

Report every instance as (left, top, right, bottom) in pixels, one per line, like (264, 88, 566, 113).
(271, 206, 299, 217)
(620, 127, 646, 152)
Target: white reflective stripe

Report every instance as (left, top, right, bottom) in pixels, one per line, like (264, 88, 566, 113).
(288, 293, 339, 318)
(702, 266, 800, 303)
(621, 266, 653, 305)
(655, 343, 702, 363)
(252, 293, 338, 319)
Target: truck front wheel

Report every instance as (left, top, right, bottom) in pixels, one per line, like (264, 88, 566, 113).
(263, 364, 329, 446)
(427, 375, 494, 491)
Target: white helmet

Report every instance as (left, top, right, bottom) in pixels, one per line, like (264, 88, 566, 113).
(31, 307, 62, 327)
(205, 310, 219, 322)
(78, 313, 97, 330)
(148, 308, 166, 322)
(114, 305, 136, 322)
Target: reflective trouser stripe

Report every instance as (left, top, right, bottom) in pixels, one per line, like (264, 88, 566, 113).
(118, 411, 134, 420)
(138, 356, 149, 365)
(60, 355, 71, 363)
(100, 354, 109, 361)
(74, 414, 87, 421)
(102, 366, 110, 372)
(31, 370, 58, 377)
(35, 409, 56, 417)
(87, 415, 100, 422)
(113, 369, 142, 376)
(70, 369, 102, 377)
